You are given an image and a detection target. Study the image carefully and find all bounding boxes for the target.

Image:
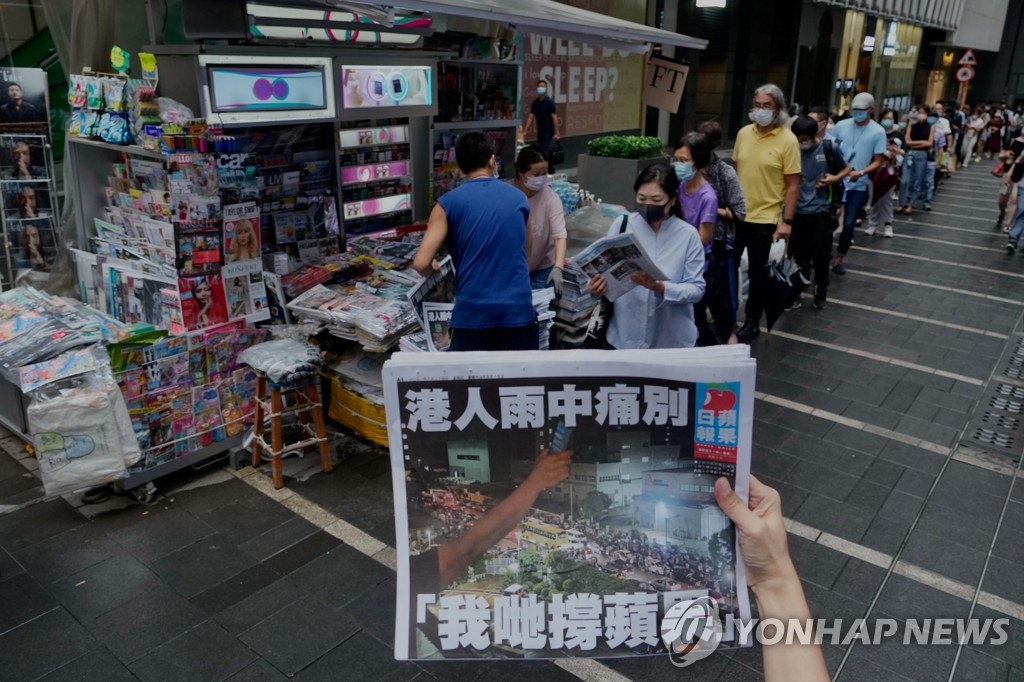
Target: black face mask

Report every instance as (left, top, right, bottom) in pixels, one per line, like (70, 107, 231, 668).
(637, 202, 669, 225)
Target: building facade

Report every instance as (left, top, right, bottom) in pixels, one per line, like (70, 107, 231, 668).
(662, 0, 1013, 144)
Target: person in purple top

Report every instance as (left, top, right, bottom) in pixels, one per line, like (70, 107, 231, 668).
(674, 132, 727, 346)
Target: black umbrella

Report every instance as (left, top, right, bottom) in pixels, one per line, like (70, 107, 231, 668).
(764, 258, 812, 332)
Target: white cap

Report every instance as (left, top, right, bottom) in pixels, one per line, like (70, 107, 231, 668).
(851, 92, 875, 110)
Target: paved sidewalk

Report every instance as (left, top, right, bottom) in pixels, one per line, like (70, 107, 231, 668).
(0, 162, 1021, 681)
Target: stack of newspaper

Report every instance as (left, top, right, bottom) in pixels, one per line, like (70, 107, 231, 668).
(532, 287, 557, 351)
(354, 300, 419, 353)
(398, 332, 429, 353)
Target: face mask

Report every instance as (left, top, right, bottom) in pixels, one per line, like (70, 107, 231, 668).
(898, 121, 907, 130)
(672, 161, 695, 182)
(751, 108, 775, 126)
(881, 118, 894, 129)
(536, 87, 547, 96)
(799, 140, 815, 151)
(523, 175, 546, 191)
(852, 110, 869, 123)
(636, 202, 669, 225)
(826, 123, 836, 133)
(927, 116, 937, 125)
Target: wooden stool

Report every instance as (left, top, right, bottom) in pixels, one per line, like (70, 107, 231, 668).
(250, 371, 333, 489)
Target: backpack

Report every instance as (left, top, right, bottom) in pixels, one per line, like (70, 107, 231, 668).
(822, 139, 845, 177)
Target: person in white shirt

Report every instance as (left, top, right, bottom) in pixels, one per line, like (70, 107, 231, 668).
(586, 162, 706, 349)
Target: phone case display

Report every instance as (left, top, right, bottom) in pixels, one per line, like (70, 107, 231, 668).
(0, 134, 60, 286)
(339, 121, 413, 235)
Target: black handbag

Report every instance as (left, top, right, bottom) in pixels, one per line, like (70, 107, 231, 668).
(582, 215, 629, 349)
(548, 141, 565, 166)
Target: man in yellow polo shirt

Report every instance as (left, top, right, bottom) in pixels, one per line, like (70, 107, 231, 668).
(732, 83, 801, 341)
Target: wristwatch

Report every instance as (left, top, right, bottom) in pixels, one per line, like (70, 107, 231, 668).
(781, 218, 793, 225)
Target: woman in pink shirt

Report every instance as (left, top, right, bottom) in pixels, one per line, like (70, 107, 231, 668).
(511, 146, 568, 294)
(674, 132, 734, 345)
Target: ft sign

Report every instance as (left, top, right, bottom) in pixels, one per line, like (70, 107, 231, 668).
(644, 56, 690, 114)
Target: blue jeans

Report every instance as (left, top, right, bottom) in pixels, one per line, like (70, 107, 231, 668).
(530, 267, 553, 289)
(1008, 189, 1024, 245)
(838, 189, 868, 256)
(924, 161, 936, 204)
(899, 150, 929, 207)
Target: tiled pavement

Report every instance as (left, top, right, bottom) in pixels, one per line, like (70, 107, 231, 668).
(0, 161, 1022, 681)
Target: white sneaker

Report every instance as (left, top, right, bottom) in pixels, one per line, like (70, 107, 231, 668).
(883, 225, 894, 238)
(864, 225, 877, 236)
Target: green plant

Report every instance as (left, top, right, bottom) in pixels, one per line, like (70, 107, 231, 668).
(587, 135, 665, 159)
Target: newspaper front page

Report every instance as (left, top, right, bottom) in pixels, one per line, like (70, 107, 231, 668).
(384, 348, 755, 660)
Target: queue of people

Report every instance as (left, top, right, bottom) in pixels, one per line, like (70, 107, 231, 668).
(413, 87, 1012, 355)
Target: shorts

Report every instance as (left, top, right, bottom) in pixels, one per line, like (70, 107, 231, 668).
(1001, 183, 1013, 197)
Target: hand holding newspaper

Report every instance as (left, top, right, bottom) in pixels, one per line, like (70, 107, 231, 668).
(571, 231, 668, 302)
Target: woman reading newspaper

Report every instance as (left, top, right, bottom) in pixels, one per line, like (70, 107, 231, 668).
(585, 162, 706, 348)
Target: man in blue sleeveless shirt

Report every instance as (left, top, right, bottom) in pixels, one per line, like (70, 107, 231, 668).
(413, 132, 538, 351)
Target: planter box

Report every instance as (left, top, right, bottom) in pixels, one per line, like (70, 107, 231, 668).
(577, 154, 662, 208)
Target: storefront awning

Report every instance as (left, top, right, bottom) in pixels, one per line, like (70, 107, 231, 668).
(332, 0, 708, 52)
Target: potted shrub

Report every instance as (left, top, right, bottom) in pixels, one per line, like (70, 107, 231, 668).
(577, 136, 666, 207)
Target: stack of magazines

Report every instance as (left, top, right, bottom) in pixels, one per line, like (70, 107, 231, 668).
(0, 287, 111, 382)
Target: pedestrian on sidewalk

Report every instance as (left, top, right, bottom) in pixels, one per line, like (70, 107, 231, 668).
(696, 120, 746, 344)
(585, 162, 706, 349)
(731, 83, 801, 341)
(790, 116, 850, 310)
(674, 132, 728, 345)
(523, 80, 561, 172)
(985, 109, 1004, 159)
(997, 127, 1024, 230)
(961, 107, 984, 168)
(413, 132, 538, 351)
(830, 92, 887, 275)
(923, 117, 946, 211)
(865, 108, 903, 238)
(898, 105, 934, 215)
(1003, 133, 1024, 253)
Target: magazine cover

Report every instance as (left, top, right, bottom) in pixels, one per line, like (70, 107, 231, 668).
(384, 348, 755, 661)
(222, 260, 270, 324)
(178, 274, 228, 331)
(175, 220, 222, 276)
(0, 69, 50, 136)
(2, 179, 52, 221)
(0, 134, 48, 179)
(223, 201, 261, 262)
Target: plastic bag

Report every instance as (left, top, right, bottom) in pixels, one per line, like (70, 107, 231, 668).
(565, 204, 629, 258)
(25, 347, 139, 497)
(237, 339, 322, 383)
(768, 238, 787, 265)
(157, 97, 195, 124)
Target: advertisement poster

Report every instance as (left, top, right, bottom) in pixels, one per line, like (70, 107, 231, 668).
(341, 65, 433, 109)
(223, 201, 261, 262)
(384, 348, 755, 660)
(222, 259, 270, 324)
(522, 0, 644, 137)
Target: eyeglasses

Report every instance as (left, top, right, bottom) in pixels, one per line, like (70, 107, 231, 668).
(751, 102, 775, 110)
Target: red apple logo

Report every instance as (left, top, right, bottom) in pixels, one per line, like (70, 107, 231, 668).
(704, 389, 736, 412)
